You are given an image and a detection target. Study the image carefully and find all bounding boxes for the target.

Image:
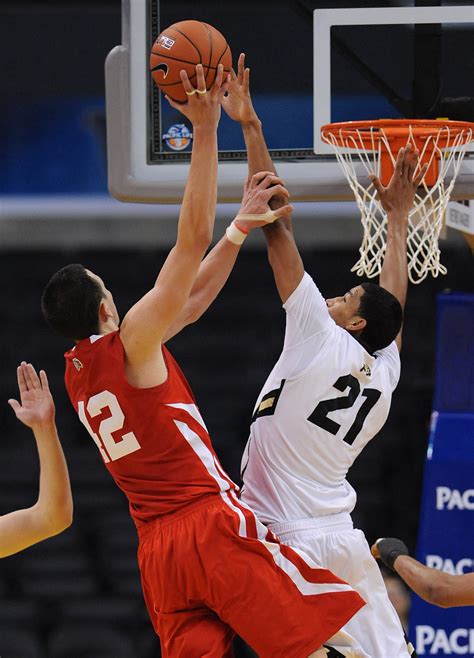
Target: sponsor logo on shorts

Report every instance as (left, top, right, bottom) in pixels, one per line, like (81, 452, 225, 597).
(436, 486, 474, 510)
(426, 555, 473, 575)
(158, 35, 175, 50)
(163, 123, 193, 151)
(416, 626, 474, 655)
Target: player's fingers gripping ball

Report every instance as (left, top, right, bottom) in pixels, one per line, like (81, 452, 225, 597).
(150, 20, 232, 103)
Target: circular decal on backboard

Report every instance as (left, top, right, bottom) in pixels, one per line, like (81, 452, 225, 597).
(163, 123, 193, 151)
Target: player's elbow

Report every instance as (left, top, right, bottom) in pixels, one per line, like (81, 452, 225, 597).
(189, 214, 214, 250)
(36, 502, 74, 539)
(180, 231, 212, 258)
(426, 580, 452, 608)
(44, 512, 73, 539)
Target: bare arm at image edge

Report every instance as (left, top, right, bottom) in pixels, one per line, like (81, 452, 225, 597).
(0, 363, 72, 558)
(372, 538, 474, 608)
(394, 556, 474, 608)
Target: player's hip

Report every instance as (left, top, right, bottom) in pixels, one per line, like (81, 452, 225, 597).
(271, 522, 412, 658)
(269, 511, 354, 537)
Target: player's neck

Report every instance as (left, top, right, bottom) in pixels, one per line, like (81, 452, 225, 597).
(98, 319, 119, 335)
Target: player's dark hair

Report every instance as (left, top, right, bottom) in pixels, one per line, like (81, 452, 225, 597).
(41, 264, 104, 340)
(357, 283, 403, 353)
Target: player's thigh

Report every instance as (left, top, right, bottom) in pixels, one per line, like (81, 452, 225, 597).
(157, 608, 235, 658)
(207, 509, 363, 657)
(285, 528, 410, 658)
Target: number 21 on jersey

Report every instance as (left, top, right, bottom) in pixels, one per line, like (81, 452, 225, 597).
(309, 374, 381, 445)
(78, 390, 141, 463)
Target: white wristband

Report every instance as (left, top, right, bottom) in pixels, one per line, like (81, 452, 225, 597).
(226, 221, 247, 245)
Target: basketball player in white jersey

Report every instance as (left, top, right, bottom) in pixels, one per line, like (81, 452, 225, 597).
(222, 54, 427, 657)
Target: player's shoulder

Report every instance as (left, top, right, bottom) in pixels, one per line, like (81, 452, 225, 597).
(284, 271, 321, 306)
(375, 340, 400, 364)
(374, 341, 401, 388)
(65, 331, 122, 373)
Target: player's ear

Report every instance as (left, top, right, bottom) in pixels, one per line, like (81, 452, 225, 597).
(99, 300, 113, 322)
(346, 316, 367, 332)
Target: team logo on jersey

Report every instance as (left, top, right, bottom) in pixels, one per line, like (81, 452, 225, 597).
(158, 35, 175, 50)
(72, 358, 84, 372)
(163, 123, 193, 151)
(360, 362, 372, 377)
(251, 379, 286, 424)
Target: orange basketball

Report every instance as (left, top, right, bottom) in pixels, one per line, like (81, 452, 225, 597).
(150, 20, 232, 103)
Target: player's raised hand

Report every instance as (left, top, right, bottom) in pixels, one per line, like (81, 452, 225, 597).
(8, 363, 55, 430)
(221, 53, 259, 126)
(234, 171, 294, 233)
(165, 63, 230, 130)
(369, 144, 429, 218)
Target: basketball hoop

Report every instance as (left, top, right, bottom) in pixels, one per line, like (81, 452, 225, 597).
(321, 119, 474, 283)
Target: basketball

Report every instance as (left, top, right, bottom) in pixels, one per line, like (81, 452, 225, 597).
(150, 20, 232, 103)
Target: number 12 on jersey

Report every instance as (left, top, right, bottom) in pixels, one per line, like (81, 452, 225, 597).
(78, 390, 141, 462)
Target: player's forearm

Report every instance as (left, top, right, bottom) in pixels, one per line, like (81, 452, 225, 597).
(242, 121, 291, 229)
(0, 422, 72, 558)
(177, 128, 218, 250)
(379, 212, 408, 309)
(34, 421, 73, 533)
(394, 556, 450, 607)
(242, 120, 275, 176)
(242, 121, 304, 300)
(263, 221, 305, 303)
(164, 234, 241, 340)
(185, 234, 241, 318)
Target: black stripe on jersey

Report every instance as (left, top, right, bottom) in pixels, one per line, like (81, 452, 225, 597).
(251, 379, 286, 424)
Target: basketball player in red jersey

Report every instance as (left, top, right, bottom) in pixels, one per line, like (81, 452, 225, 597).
(41, 64, 364, 658)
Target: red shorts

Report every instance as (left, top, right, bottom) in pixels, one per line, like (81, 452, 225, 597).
(138, 493, 364, 658)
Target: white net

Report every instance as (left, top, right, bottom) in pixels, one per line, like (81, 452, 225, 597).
(322, 123, 474, 284)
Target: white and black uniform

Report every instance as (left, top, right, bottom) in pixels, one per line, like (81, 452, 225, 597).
(241, 272, 411, 658)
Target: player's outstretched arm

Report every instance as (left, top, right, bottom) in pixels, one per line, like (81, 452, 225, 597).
(120, 65, 228, 367)
(372, 538, 474, 608)
(0, 363, 72, 558)
(371, 146, 427, 350)
(222, 53, 304, 304)
(164, 172, 293, 341)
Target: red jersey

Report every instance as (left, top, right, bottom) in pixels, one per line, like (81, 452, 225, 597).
(65, 331, 236, 528)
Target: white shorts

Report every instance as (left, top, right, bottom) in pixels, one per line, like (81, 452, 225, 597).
(270, 514, 412, 658)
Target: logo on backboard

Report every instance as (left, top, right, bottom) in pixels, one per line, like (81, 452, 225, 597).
(163, 123, 193, 151)
(72, 358, 84, 372)
(158, 35, 175, 50)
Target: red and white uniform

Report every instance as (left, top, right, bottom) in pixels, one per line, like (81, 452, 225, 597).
(65, 331, 365, 658)
(65, 332, 235, 528)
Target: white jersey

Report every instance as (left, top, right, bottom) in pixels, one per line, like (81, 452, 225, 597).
(241, 272, 401, 525)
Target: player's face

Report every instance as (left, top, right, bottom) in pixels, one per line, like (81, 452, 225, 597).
(86, 270, 120, 326)
(326, 286, 365, 329)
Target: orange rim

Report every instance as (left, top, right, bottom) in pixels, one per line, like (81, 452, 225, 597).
(321, 119, 474, 149)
